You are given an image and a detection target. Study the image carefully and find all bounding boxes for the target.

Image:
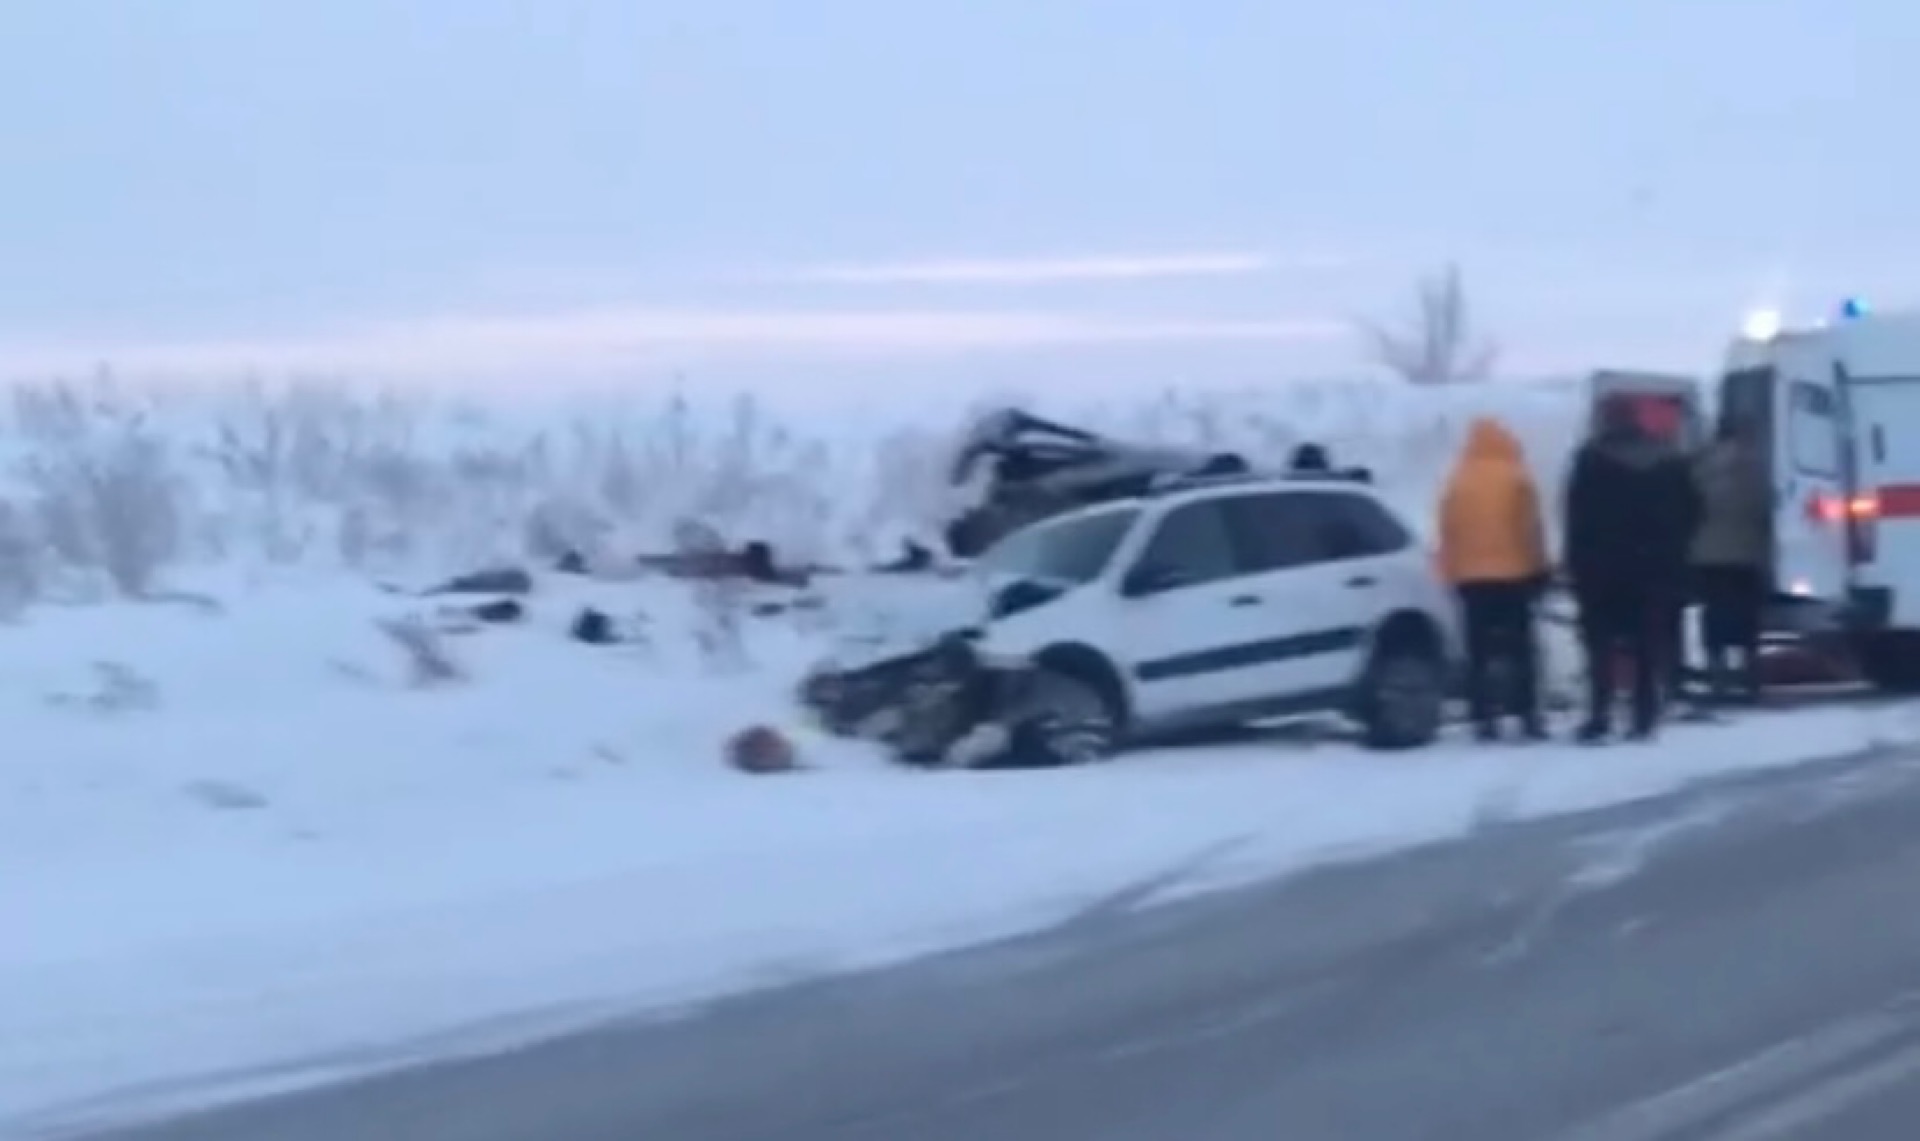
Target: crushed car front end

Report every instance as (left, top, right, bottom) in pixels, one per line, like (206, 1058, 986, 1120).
(800, 503, 1141, 767)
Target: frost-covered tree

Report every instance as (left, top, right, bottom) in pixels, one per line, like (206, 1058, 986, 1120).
(1361, 263, 1499, 386)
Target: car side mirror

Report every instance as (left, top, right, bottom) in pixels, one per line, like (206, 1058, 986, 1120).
(1121, 562, 1188, 597)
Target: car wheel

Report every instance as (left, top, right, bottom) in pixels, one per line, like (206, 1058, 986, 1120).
(1358, 644, 1445, 750)
(1017, 667, 1123, 764)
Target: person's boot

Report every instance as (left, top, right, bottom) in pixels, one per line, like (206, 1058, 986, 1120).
(1628, 701, 1660, 741)
(1738, 650, 1764, 706)
(1703, 649, 1730, 708)
(1579, 660, 1612, 745)
(1513, 669, 1547, 742)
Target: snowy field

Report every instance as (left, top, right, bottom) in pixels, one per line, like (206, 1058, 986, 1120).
(7, 375, 1919, 1136)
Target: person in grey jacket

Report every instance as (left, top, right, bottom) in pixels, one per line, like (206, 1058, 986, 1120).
(1689, 415, 1771, 703)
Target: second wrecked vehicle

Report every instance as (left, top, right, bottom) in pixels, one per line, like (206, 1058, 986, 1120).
(941, 407, 1253, 558)
(804, 467, 1459, 768)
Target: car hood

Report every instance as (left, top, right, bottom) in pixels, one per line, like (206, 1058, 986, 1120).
(810, 572, 994, 668)
(810, 569, 1077, 672)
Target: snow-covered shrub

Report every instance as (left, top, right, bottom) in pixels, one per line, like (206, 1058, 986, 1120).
(11, 383, 184, 597)
(0, 372, 1586, 608)
(0, 497, 41, 615)
(378, 615, 464, 687)
(45, 661, 160, 715)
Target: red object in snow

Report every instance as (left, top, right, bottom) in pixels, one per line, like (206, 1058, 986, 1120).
(726, 724, 800, 774)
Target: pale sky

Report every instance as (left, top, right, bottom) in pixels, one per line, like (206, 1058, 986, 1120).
(0, 0, 1906, 396)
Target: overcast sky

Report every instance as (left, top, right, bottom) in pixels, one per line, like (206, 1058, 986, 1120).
(0, 0, 1904, 398)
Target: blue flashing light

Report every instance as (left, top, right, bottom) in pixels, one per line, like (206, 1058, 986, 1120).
(1840, 296, 1869, 319)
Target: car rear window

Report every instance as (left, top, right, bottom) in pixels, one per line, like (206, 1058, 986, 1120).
(1307, 492, 1413, 558)
(1221, 490, 1412, 567)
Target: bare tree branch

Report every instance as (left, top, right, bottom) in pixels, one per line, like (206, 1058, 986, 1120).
(1359, 263, 1499, 385)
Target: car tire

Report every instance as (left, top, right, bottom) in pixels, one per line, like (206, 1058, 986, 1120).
(1356, 642, 1446, 750)
(1016, 666, 1124, 764)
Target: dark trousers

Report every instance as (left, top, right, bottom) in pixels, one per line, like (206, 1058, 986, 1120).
(1576, 580, 1663, 733)
(1696, 564, 1764, 698)
(1456, 581, 1540, 730)
(1661, 589, 1689, 701)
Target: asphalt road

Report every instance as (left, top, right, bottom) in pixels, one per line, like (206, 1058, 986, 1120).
(56, 742, 1920, 1141)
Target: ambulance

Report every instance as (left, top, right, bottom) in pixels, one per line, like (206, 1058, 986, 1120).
(1717, 299, 1920, 688)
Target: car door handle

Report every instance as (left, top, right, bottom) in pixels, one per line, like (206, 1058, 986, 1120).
(1228, 594, 1262, 607)
(1345, 575, 1376, 588)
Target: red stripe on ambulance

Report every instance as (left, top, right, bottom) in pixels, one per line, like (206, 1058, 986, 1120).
(1875, 483, 1920, 519)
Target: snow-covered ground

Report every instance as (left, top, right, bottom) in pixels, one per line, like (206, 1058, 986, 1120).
(7, 377, 1915, 1136)
(9, 570, 1920, 1136)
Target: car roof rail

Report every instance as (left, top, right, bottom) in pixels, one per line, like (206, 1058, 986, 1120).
(1144, 467, 1380, 497)
(1285, 467, 1375, 485)
(1143, 469, 1282, 496)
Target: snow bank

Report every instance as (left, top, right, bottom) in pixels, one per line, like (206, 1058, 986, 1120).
(7, 573, 1919, 1135)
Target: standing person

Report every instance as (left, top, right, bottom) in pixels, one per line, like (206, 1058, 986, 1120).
(1438, 418, 1551, 741)
(1563, 397, 1699, 741)
(1690, 414, 1770, 705)
(1659, 428, 1706, 709)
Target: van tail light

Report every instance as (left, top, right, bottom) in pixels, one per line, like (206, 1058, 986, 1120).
(1810, 492, 1878, 563)
(1847, 493, 1879, 564)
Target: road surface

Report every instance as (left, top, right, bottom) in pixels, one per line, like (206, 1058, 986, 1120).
(58, 745, 1920, 1141)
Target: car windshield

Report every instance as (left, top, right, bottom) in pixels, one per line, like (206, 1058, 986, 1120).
(978, 507, 1138, 585)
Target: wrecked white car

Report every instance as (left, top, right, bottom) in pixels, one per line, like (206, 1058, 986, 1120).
(802, 468, 1457, 768)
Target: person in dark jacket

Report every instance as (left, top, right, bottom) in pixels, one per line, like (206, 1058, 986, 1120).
(1563, 396, 1701, 741)
(1689, 414, 1770, 704)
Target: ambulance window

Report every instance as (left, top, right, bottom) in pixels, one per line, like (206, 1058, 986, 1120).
(1788, 382, 1839, 477)
(1718, 367, 1774, 434)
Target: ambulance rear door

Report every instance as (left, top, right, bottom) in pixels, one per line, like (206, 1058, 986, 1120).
(1832, 315, 1920, 628)
(1757, 336, 1852, 607)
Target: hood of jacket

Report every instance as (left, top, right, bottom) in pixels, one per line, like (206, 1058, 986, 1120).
(1458, 418, 1524, 467)
(1436, 417, 1547, 584)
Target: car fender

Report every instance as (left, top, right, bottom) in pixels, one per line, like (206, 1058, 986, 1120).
(1385, 561, 1464, 664)
(973, 590, 1103, 662)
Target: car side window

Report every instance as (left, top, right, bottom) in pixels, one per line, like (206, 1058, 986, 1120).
(1310, 492, 1412, 559)
(1219, 491, 1329, 571)
(1129, 499, 1242, 589)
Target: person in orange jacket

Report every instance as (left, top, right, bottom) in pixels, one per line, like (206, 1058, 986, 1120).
(1437, 417, 1551, 740)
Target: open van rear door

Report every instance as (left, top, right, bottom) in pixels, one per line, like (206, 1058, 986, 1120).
(1726, 349, 1853, 604)
(1584, 370, 1706, 450)
(1778, 377, 1853, 602)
